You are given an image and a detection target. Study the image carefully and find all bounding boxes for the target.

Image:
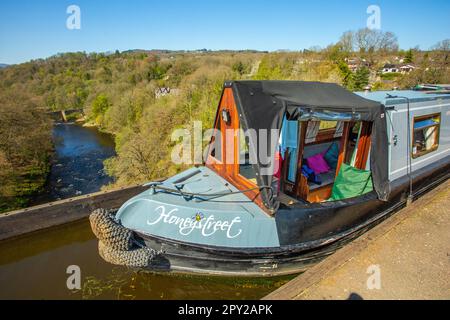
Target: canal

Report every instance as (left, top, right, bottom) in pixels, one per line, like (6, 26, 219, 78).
(0, 123, 292, 299)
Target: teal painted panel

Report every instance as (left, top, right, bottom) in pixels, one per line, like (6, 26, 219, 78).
(116, 167, 280, 248)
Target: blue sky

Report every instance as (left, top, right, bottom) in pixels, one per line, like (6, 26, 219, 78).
(0, 0, 449, 64)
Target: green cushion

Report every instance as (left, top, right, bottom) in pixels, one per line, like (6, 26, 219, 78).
(329, 163, 373, 201)
(324, 142, 340, 169)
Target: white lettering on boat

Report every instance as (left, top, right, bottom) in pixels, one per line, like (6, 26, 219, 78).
(147, 205, 242, 239)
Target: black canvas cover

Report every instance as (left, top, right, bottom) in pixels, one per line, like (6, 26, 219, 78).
(228, 81, 390, 209)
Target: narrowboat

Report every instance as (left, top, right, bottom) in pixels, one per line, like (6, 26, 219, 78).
(91, 81, 450, 276)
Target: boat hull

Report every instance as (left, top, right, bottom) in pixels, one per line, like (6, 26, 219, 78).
(137, 221, 378, 276)
(132, 156, 449, 276)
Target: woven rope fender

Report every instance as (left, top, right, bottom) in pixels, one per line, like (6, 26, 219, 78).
(89, 209, 159, 268)
(98, 240, 157, 268)
(89, 208, 160, 268)
(89, 208, 133, 251)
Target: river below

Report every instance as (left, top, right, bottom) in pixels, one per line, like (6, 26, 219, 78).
(32, 122, 116, 205)
(0, 122, 291, 299)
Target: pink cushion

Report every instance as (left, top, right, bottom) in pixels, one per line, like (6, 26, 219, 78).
(306, 153, 330, 175)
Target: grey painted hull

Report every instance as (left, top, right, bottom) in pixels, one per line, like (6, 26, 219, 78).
(128, 155, 449, 276)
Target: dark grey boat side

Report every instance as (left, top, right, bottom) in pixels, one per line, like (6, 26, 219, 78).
(137, 156, 449, 276)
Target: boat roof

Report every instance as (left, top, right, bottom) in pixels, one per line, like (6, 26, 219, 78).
(230, 81, 382, 114)
(356, 90, 450, 105)
(227, 81, 390, 207)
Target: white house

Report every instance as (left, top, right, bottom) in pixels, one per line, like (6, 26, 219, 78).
(399, 64, 416, 74)
(381, 64, 399, 74)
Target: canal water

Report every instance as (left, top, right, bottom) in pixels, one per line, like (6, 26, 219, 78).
(0, 123, 292, 299)
(0, 219, 291, 299)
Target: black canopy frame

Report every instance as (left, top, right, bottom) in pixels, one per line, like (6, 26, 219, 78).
(228, 81, 390, 210)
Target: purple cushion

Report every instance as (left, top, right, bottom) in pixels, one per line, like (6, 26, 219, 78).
(306, 153, 331, 175)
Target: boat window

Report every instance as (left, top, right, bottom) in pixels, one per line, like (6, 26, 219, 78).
(344, 122, 361, 165)
(307, 121, 343, 144)
(412, 113, 440, 158)
(319, 121, 338, 131)
(239, 125, 257, 184)
(210, 116, 222, 162)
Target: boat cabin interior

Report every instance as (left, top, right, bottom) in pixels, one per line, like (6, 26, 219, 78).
(206, 86, 375, 211)
(278, 118, 372, 204)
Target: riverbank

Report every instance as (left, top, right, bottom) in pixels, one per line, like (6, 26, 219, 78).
(264, 179, 450, 300)
(0, 159, 51, 213)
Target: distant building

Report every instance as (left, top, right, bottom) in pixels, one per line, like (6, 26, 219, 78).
(382, 63, 415, 74)
(346, 57, 369, 72)
(381, 64, 400, 74)
(399, 64, 416, 74)
(155, 87, 180, 99)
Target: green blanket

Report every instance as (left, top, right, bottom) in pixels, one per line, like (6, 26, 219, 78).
(329, 163, 373, 201)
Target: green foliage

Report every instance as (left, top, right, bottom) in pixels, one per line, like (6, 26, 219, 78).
(89, 94, 112, 127)
(404, 49, 414, 63)
(380, 72, 401, 80)
(232, 61, 248, 75)
(335, 62, 369, 91)
(253, 54, 295, 80)
(351, 67, 370, 90)
(91, 94, 111, 119)
(337, 61, 353, 88)
(0, 91, 52, 212)
(146, 62, 168, 81)
(327, 44, 347, 63)
(0, 41, 449, 201)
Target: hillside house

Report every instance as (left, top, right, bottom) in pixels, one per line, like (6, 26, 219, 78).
(381, 64, 400, 74)
(346, 57, 369, 72)
(399, 64, 416, 74)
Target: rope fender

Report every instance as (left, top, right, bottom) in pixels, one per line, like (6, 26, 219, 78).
(89, 208, 160, 268)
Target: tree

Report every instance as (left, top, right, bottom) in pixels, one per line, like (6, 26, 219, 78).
(404, 49, 414, 63)
(326, 43, 346, 63)
(431, 39, 450, 67)
(352, 67, 370, 91)
(337, 61, 353, 88)
(354, 28, 398, 53)
(0, 90, 52, 212)
(377, 31, 399, 52)
(232, 61, 246, 75)
(432, 39, 450, 51)
(339, 31, 355, 53)
(91, 94, 110, 118)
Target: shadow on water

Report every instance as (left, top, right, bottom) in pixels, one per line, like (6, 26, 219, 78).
(32, 122, 116, 205)
(0, 219, 293, 300)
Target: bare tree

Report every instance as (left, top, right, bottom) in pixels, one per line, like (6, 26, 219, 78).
(378, 31, 399, 52)
(354, 28, 398, 53)
(432, 39, 450, 51)
(339, 31, 355, 53)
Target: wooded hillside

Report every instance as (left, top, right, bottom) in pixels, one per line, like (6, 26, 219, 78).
(0, 29, 448, 211)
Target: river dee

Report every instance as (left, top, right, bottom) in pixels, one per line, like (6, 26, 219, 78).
(32, 122, 116, 204)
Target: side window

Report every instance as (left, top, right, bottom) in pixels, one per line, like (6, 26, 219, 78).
(412, 114, 440, 158)
(307, 120, 342, 144)
(210, 116, 222, 162)
(319, 121, 338, 131)
(238, 124, 257, 184)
